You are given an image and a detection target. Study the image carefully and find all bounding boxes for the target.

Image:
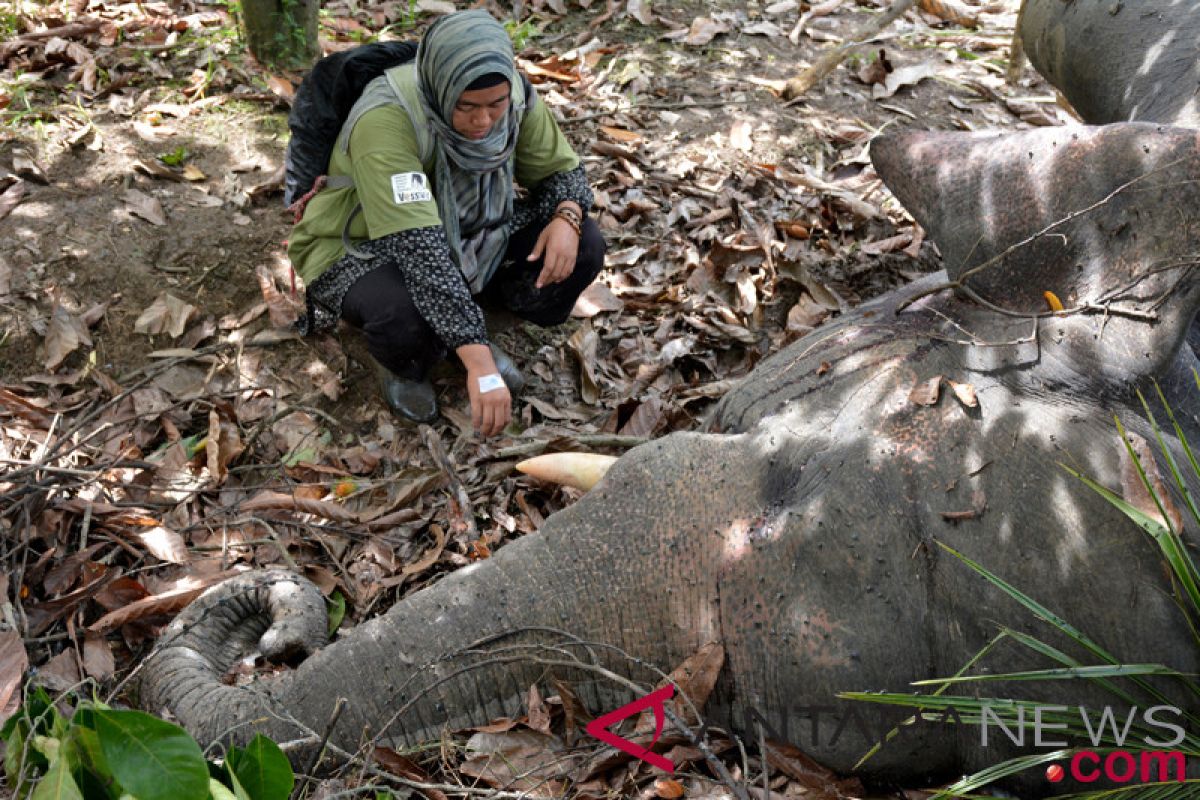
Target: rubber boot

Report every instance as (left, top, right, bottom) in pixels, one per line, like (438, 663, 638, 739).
(489, 343, 526, 395)
(371, 357, 438, 423)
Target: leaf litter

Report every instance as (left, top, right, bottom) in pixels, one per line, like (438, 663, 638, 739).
(1, 0, 1049, 797)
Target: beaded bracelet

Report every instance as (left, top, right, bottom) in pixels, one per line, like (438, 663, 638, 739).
(553, 207, 582, 236)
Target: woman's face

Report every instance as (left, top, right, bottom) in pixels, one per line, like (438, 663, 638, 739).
(451, 82, 511, 140)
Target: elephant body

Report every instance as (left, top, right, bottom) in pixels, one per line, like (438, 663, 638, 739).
(1019, 0, 1200, 127)
(141, 124, 1200, 795)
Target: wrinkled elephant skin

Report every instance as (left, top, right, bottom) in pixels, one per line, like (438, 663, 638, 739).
(1019, 0, 1200, 127)
(140, 123, 1200, 795)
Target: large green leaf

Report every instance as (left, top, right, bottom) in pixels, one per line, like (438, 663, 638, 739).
(227, 735, 293, 800)
(209, 777, 239, 800)
(93, 710, 209, 800)
(30, 756, 84, 800)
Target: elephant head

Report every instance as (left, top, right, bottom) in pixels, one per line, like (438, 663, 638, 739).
(141, 122, 1200, 795)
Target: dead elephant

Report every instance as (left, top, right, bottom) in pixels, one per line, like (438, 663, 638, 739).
(140, 122, 1200, 795)
(1019, 0, 1200, 127)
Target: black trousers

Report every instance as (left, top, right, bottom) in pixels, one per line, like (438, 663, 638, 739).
(342, 217, 606, 379)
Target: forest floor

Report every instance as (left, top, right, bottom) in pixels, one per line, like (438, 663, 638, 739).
(0, 0, 1066, 797)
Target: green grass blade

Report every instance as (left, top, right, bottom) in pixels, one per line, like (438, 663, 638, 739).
(997, 627, 1142, 708)
(939, 542, 1193, 712)
(911, 664, 1186, 685)
(850, 632, 1011, 770)
(1150, 383, 1200, 528)
(1055, 781, 1200, 800)
(928, 749, 1071, 799)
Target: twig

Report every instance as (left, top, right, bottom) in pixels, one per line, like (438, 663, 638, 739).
(894, 159, 1190, 317)
(788, 0, 845, 45)
(489, 434, 648, 460)
(1007, 0, 1027, 85)
(782, 0, 918, 100)
(419, 425, 478, 541)
(292, 697, 348, 800)
(558, 98, 760, 125)
(248, 517, 300, 571)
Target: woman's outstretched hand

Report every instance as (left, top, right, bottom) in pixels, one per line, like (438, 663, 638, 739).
(457, 343, 512, 437)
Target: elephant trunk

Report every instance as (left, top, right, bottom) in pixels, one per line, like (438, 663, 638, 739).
(140, 435, 739, 755)
(138, 570, 329, 748)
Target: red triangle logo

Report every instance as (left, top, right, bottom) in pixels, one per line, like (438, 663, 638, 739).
(584, 685, 676, 773)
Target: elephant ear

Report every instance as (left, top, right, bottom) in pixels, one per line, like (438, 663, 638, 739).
(870, 123, 1200, 318)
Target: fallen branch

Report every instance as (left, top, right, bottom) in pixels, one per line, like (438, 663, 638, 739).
(419, 425, 478, 541)
(490, 434, 648, 460)
(1007, 0, 1027, 84)
(782, 0, 918, 101)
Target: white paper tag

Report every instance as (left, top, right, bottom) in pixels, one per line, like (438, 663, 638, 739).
(478, 373, 506, 394)
(391, 172, 432, 205)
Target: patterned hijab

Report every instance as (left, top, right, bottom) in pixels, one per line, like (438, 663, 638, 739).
(416, 10, 525, 293)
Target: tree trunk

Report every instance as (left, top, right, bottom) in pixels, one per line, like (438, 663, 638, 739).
(240, 0, 320, 70)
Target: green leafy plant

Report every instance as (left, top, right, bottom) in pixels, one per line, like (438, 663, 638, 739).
(2, 687, 294, 800)
(504, 18, 539, 53)
(158, 145, 191, 166)
(844, 380, 1200, 798)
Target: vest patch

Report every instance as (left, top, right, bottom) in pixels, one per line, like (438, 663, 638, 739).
(391, 172, 432, 204)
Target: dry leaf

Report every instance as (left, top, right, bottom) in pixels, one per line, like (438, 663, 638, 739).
(918, 0, 978, 28)
(571, 282, 624, 318)
(460, 729, 570, 795)
(1120, 432, 1184, 533)
(13, 150, 48, 183)
(567, 322, 600, 404)
(124, 188, 167, 225)
(44, 303, 92, 371)
(527, 683, 552, 735)
(0, 179, 26, 221)
(763, 738, 865, 797)
(873, 62, 938, 99)
(627, 0, 654, 25)
(90, 573, 236, 633)
(644, 642, 724, 730)
(786, 295, 829, 334)
(139, 526, 189, 564)
(182, 164, 206, 181)
(730, 119, 753, 151)
(133, 159, 183, 181)
(857, 48, 892, 86)
(372, 748, 449, 800)
(948, 380, 978, 408)
(607, 245, 647, 266)
(681, 16, 730, 46)
(135, 293, 198, 337)
(82, 631, 115, 680)
(598, 125, 643, 145)
(255, 263, 300, 327)
(862, 232, 913, 255)
(655, 778, 686, 799)
(619, 398, 666, 437)
(0, 628, 28, 725)
(908, 376, 942, 406)
(33, 650, 80, 692)
(241, 491, 358, 523)
(266, 74, 294, 103)
(744, 20, 784, 37)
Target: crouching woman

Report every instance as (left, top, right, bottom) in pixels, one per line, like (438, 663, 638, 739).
(289, 9, 605, 435)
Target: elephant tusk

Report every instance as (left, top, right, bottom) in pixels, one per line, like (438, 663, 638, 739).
(515, 452, 617, 491)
